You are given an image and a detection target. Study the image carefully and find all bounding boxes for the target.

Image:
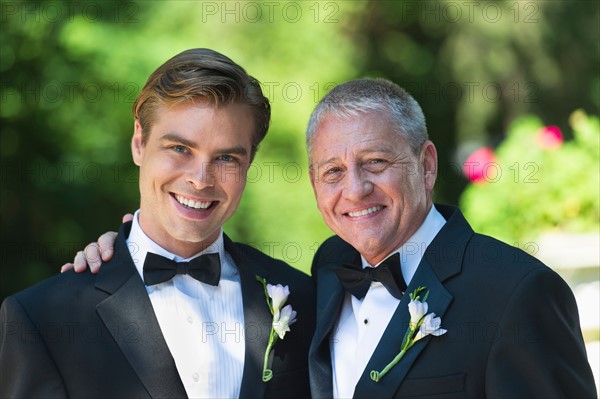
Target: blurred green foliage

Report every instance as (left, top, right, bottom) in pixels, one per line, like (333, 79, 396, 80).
(1, 0, 598, 299)
(461, 110, 600, 244)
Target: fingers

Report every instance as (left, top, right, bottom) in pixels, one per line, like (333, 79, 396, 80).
(87, 242, 104, 274)
(61, 215, 127, 275)
(72, 250, 90, 273)
(61, 263, 74, 273)
(98, 232, 118, 263)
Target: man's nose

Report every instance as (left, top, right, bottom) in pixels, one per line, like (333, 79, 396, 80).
(342, 167, 373, 201)
(186, 161, 216, 189)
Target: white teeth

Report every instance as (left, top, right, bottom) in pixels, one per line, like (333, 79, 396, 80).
(347, 206, 383, 217)
(175, 195, 212, 210)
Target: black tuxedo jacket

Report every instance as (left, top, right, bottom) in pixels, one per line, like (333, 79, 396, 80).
(309, 204, 596, 398)
(0, 222, 316, 398)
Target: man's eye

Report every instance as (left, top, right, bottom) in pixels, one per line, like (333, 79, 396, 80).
(218, 155, 235, 162)
(324, 167, 342, 175)
(321, 167, 343, 183)
(172, 145, 187, 154)
(365, 159, 388, 171)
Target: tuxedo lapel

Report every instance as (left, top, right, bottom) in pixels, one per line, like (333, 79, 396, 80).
(224, 235, 272, 399)
(309, 246, 357, 399)
(94, 223, 186, 398)
(353, 205, 469, 398)
(311, 265, 346, 398)
(313, 247, 359, 349)
(313, 267, 346, 350)
(353, 259, 453, 398)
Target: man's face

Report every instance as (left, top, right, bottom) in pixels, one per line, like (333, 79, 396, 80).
(309, 110, 437, 265)
(132, 102, 254, 257)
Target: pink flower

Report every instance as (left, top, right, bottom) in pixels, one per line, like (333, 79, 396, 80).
(536, 126, 563, 149)
(463, 147, 497, 184)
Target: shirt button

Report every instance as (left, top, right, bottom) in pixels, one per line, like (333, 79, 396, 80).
(364, 318, 369, 325)
(193, 372, 199, 382)
(187, 316, 193, 324)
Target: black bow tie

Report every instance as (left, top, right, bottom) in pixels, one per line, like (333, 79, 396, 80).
(333, 252, 407, 300)
(143, 252, 221, 286)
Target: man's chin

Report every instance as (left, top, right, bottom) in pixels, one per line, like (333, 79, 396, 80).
(346, 237, 391, 260)
(166, 222, 219, 243)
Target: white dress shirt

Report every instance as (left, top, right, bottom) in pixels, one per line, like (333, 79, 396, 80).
(127, 210, 245, 398)
(331, 205, 447, 398)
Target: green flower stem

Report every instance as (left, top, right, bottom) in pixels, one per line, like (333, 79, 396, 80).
(262, 328, 278, 382)
(370, 347, 408, 382)
(256, 276, 273, 315)
(371, 286, 446, 383)
(371, 323, 418, 382)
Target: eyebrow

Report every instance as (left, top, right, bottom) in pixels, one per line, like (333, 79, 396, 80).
(314, 147, 395, 166)
(159, 133, 249, 156)
(159, 133, 199, 149)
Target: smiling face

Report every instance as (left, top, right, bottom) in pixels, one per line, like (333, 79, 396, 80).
(309, 110, 438, 265)
(131, 102, 254, 258)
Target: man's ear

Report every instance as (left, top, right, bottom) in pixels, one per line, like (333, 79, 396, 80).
(131, 119, 144, 166)
(421, 140, 438, 192)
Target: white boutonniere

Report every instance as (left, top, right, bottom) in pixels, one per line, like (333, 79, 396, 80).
(370, 286, 447, 382)
(256, 275, 298, 382)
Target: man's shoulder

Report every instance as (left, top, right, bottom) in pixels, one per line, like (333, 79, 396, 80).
(469, 231, 545, 266)
(459, 231, 560, 289)
(226, 238, 311, 279)
(2, 270, 98, 317)
(315, 235, 355, 260)
(317, 235, 352, 253)
(227, 239, 280, 264)
(435, 204, 548, 271)
(310, 235, 356, 278)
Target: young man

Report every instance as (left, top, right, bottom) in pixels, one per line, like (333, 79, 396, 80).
(0, 48, 315, 399)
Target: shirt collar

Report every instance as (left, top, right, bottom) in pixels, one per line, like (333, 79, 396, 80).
(361, 204, 446, 286)
(127, 209, 225, 281)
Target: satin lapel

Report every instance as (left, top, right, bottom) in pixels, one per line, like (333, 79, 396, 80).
(315, 265, 345, 339)
(313, 267, 346, 393)
(309, 254, 352, 399)
(352, 204, 470, 398)
(95, 223, 186, 398)
(353, 258, 453, 398)
(224, 235, 272, 399)
(312, 244, 358, 350)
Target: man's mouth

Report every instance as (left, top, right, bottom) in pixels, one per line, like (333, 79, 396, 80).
(174, 194, 214, 210)
(345, 206, 384, 217)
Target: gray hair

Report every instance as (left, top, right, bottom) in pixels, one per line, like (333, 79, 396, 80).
(306, 78, 428, 161)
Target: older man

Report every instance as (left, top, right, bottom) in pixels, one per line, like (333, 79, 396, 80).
(306, 78, 596, 398)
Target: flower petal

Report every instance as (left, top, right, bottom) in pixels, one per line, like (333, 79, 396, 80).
(273, 304, 297, 339)
(408, 299, 428, 325)
(430, 328, 447, 337)
(413, 313, 447, 343)
(267, 284, 290, 313)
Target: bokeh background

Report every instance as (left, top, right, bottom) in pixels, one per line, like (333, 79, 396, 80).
(1, 0, 598, 389)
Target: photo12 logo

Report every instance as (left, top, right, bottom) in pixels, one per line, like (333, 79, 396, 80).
(0, 1, 139, 24)
(199, 1, 340, 24)
(396, 1, 539, 24)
